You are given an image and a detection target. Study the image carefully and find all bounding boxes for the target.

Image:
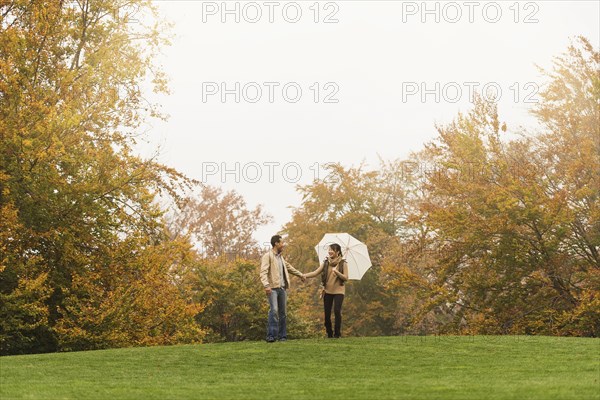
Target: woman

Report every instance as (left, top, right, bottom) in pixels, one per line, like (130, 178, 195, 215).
(304, 243, 349, 338)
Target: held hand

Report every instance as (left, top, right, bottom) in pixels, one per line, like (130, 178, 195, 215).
(265, 287, 272, 296)
(301, 274, 306, 282)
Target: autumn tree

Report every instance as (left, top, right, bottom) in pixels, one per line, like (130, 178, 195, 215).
(168, 185, 272, 258)
(0, 1, 202, 354)
(531, 36, 599, 335)
(408, 37, 599, 336)
(188, 258, 267, 342)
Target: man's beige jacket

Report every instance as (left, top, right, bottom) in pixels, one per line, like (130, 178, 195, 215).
(260, 249, 303, 289)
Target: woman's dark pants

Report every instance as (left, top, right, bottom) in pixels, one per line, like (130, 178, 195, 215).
(323, 293, 344, 338)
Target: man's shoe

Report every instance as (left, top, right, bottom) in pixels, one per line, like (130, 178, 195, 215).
(279, 337, 287, 342)
(266, 337, 276, 343)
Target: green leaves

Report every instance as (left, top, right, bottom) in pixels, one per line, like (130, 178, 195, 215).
(0, 1, 199, 354)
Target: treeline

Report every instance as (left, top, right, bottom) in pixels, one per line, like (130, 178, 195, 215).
(284, 37, 599, 338)
(1, 1, 598, 355)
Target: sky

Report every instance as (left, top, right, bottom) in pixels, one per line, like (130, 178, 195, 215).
(137, 0, 600, 246)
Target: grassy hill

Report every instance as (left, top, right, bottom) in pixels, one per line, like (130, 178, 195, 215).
(1, 336, 598, 399)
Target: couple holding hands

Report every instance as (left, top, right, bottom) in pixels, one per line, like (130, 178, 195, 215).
(260, 235, 348, 342)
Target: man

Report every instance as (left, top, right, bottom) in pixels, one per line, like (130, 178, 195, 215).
(260, 235, 305, 342)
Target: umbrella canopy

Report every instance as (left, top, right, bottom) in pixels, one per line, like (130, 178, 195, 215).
(315, 233, 372, 280)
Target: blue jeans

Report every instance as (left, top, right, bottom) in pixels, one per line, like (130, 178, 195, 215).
(267, 288, 287, 340)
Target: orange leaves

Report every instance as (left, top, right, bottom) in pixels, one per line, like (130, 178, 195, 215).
(1, 1, 201, 353)
(191, 258, 267, 342)
(170, 186, 272, 258)
(0, 203, 51, 353)
(412, 38, 600, 336)
(54, 238, 205, 351)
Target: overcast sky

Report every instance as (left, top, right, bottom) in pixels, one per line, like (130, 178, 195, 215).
(137, 0, 600, 246)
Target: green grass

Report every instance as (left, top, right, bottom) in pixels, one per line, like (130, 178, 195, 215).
(1, 336, 598, 400)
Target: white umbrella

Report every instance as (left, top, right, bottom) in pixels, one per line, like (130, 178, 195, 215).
(314, 233, 372, 280)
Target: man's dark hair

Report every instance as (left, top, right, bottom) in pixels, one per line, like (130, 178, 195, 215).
(271, 235, 282, 247)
